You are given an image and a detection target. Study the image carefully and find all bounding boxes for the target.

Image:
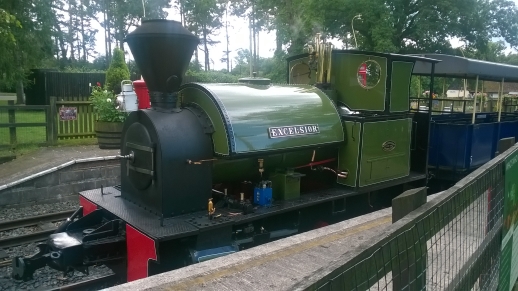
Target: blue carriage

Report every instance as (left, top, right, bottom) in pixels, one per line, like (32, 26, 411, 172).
(410, 54, 518, 181)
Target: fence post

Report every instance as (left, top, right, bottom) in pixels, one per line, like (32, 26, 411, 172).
(392, 187, 428, 291)
(7, 100, 16, 147)
(48, 96, 58, 145)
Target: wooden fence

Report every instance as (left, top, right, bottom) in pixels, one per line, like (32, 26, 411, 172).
(53, 97, 96, 140)
(0, 101, 51, 148)
(25, 70, 105, 105)
(1, 75, 220, 149)
(0, 96, 97, 149)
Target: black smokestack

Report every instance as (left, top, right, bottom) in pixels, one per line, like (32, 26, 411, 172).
(125, 19, 199, 111)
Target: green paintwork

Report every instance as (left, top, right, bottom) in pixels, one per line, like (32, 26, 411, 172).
(359, 118, 411, 187)
(331, 52, 388, 111)
(337, 118, 411, 187)
(179, 86, 230, 155)
(180, 83, 344, 156)
(211, 148, 337, 183)
(288, 56, 316, 85)
(337, 121, 361, 187)
(390, 61, 414, 112)
(271, 170, 305, 201)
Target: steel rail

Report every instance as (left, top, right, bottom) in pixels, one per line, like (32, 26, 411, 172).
(0, 210, 75, 232)
(50, 274, 119, 291)
(0, 229, 57, 248)
(0, 259, 9, 268)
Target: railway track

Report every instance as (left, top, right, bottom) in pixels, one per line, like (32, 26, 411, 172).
(0, 210, 75, 249)
(47, 274, 120, 291)
(0, 207, 117, 290)
(0, 210, 75, 232)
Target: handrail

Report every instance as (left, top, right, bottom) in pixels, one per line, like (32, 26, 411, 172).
(305, 144, 518, 291)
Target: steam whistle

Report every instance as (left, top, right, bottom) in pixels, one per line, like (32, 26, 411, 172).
(307, 33, 333, 85)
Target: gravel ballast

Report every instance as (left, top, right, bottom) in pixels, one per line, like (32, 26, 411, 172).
(0, 242, 113, 291)
(0, 201, 79, 222)
(0, 201, 114, 290)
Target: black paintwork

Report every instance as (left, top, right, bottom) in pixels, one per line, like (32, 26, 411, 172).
(80, 171, 425, 241)
(412, 53, 518, 82)
(120, 108, 213, 218)
(12, 209, 126, 281)
(125, 19, 199, 95)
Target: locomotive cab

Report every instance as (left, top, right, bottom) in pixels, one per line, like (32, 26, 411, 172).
(287, 39, 439, 188)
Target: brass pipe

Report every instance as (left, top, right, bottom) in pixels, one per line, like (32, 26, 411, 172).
(186, 158, 217, 165)
(258, 158, 264, 177)
(316, 34, 323, 83)
(326, 43, 333, 83)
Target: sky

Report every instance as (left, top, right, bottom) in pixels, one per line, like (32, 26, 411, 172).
(162, 7, 279, 71)
(112, 6, 280, 71)
(95, 2, 518, 72)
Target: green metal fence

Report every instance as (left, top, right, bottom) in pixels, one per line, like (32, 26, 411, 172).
(306, 144, 518, 291)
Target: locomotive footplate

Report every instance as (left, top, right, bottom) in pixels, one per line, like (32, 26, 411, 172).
(79, 171, 426, 240)
(80, 188, 199, 240)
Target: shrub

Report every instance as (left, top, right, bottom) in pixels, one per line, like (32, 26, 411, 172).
(89, 83, 127, 122)
(106, 48, 130, 94)
(185, 70, 239, 83)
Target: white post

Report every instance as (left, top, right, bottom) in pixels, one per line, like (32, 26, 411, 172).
(471, 75, 479, 124)
(498, 78, 505, 122)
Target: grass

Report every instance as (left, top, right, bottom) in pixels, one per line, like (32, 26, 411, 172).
(0, 104, 47, 146)
(0, 100, 99, 158)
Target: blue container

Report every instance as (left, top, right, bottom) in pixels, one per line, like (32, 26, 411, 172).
(429, 112, 518, 173)
(497, 121, 518, 141)
(428, 122, 469, 170)
(254, 185, 272, 206)
(470, 123, 495, 168)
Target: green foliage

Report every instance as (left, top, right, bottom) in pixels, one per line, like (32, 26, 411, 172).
(127, 60, 141, 80)
(304, 0, 518, 54)
(229, 49, 287, 84)
(92, 0, 170, 54)
(188, 59, 203, 72)
(0, 3, 54, 89)
(410, 76, 455, 97)
(0, 9, 21, 44)
(62, 66, 105, 73)
(181, 0, 225, 71)
(229, 0, 314, 55)
(105, 48, 130, 94)
(186, 70, 239, 83)
(474, 92, 488, 102)
(89, 85, 127, 122)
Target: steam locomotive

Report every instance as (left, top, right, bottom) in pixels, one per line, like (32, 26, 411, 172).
(11, 19, 440, 283)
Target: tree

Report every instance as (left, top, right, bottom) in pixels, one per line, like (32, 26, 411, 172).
(0, 2, 55, 103)
(105, 48, 130, 94)
(0, 9, 20, 43)
(230, 48, 287, 83)
(50, 0, 99, 65)
(306, 0, 518, 54)
(181, 0, 225, 71)
(98, 0, 170, 50)
(229, 0, 311, 58)
(501, 53, 518, 66)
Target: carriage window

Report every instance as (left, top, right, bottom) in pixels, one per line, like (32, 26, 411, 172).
(357, 60, 381, 89)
